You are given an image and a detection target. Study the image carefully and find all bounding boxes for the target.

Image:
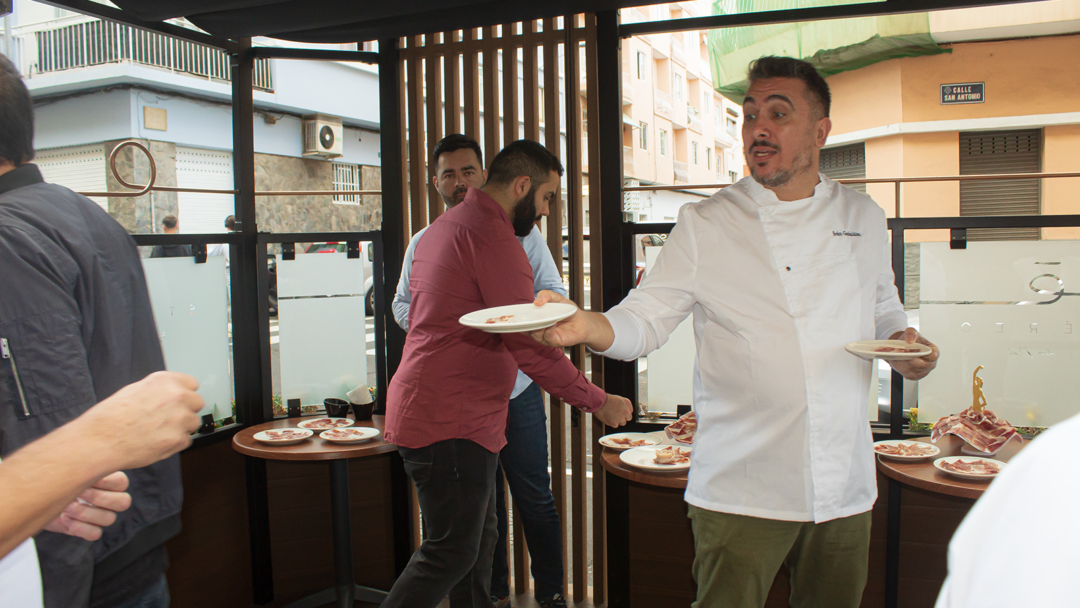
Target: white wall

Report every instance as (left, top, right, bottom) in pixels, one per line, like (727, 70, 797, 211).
(34, 88, 135, 150)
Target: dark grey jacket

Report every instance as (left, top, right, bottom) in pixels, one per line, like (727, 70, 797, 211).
(0, 164, 182, 608)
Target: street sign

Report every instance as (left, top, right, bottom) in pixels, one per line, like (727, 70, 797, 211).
(941, 82, 985, 105)
(0, 0, 10, 17)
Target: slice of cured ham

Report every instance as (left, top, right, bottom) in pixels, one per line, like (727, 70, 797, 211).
(874, 442, 936, 457)
(652, 446, 691, 465)
(931, 407, 1022, 454)
(664, 411, 696, 445)
(940, 458, 1000, 476)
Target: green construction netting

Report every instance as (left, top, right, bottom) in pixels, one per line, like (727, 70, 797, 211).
(707, 0, 949, 103)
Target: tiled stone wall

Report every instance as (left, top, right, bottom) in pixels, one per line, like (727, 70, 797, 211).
(103, 142, 381, 234)
(255, 153, 381, 233)
(104, 138, 178, 234)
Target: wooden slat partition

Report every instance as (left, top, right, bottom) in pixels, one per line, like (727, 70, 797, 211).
(581, 13, 608, 603)
(425, 39, 444, 222)
(541, 16, 570, 600)
(406, 35, 427, 236)
(396, 17, 604, 602)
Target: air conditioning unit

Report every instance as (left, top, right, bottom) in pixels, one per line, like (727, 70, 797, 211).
(302, 114, 344, 158)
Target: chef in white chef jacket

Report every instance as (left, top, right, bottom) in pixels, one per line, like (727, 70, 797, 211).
(533, 56, 939, 608)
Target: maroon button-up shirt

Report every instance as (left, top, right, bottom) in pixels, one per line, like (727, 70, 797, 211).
(384, 188, 606, 452)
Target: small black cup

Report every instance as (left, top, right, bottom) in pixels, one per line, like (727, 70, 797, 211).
(324, 398, 351, 418)
(351, 401, 375, 421)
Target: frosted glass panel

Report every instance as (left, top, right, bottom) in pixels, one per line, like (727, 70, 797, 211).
(142, 256, 232, 420)
(643, 246, 694, 413)
(918, 241, 1080, 429)
(277, 254, 367, 407)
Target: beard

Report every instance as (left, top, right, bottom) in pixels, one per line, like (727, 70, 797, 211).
(746, 139, 814, 189)
(440, 185, 469, 208)
(510, 184, 541, 237)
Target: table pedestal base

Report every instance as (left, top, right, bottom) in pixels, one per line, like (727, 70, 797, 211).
(283, 585, 388, 608)
(283, 459, 390, 607)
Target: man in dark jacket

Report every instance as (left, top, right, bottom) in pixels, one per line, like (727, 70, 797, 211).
(149, 215, 193, 258)
(0, 53, 182, 608)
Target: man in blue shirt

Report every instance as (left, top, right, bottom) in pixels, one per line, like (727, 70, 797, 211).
(393, 134, 569, 608)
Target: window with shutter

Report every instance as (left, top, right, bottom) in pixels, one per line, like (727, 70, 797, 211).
(959, 129, 1041, 241)
(820, 143, 866, 194)
(34, 144, 108, 211)
(176, 147, 234, 233)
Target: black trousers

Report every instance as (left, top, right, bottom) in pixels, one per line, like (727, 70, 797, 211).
(383, 439, 499, 608)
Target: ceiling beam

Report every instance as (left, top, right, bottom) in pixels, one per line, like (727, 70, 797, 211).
(250, 47, 379, 64)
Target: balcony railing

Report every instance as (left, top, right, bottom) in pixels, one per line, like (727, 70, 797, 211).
(654, 89, 673, 119)
(623, 145, 635, 175)
(15, 18, 273, 91)
(674, 160, 689, 183)
(687, 105, 703, 133)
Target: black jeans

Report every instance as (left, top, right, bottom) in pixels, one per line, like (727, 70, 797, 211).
(491, 383, 564, 600)
(383, 439, 500, 608)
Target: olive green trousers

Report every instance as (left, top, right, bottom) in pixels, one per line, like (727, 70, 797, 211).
(688, 505, 872, 608)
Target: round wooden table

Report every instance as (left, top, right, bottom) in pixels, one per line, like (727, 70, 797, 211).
(875, 434, 1025, 500)
(233, 415, 395, 608)
(599, 447, 689, 489)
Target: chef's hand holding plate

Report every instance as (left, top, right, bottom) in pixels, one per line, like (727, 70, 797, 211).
(887, 328, 939, 381)
(594, 393, 634, 428)
(530, 290, 615, 351)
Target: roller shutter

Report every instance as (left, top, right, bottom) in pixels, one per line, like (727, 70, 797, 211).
(34, 144, 108, 211)
(959, 129, 1041, 241)
(820, 143, 866, 194)
(176, 147, 234, 233)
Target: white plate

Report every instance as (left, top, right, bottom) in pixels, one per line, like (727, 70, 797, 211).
(320, 427, 381, 443)
(872, 440, 940, 461)
(297, 417, 355, 431)
(844, 340, 932, 361)
(459, 303, 578, 334)
(599, 432, 662, 451)
(619, 446, 693, 472)
(253, 428, 313, 445)
(933, 456, 1006, 481)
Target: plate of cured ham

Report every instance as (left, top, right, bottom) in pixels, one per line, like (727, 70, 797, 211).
(254, 428, 313, 445)
(844, 340, 932, 361)
(599, 432, 662, 451)
(297, 417, 355, 431)
(619, 445, 693, 471)
(933, 456, 1005, 481)
(664, 411, 696, 445)
(320, 427, 380, 444)
(459, 303, 578, 333)
(931, 407, 1022, 456)
(873, 440, 941, 460)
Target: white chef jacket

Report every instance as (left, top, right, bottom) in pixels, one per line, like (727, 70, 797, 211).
(602, 175, 908, 523)
(935, 413, 1080, 608)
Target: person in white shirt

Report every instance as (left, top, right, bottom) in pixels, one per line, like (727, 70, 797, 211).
(0, 371, 204, 608)
(532, 56, 939, 608)
(935, 412, 1080, 608)
(393, 134, 573, 608)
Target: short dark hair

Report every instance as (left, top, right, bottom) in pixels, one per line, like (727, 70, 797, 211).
(224, 215, 236, 230)
(748, 56, 831, 118)
(162, 215, 179, 229)
(0, 53, 35, 165)
(485, 140, 564, 189)
(432, 134, 483, 168)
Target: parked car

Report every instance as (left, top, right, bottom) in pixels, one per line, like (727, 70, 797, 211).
(303, 242, 376, 314)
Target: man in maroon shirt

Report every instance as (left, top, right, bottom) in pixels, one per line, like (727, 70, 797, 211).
(383, 140, 633, 608)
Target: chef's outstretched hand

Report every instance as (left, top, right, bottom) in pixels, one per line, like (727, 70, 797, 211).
(888, 328, 939, 381)
(530, 290, 616, 351)
(594, 393, 634, 428)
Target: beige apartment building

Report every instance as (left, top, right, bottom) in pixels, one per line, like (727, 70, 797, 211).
(618, 3, 745, 222)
